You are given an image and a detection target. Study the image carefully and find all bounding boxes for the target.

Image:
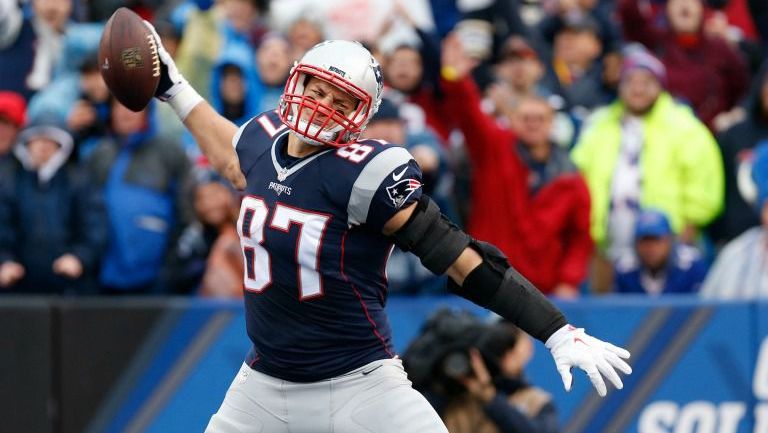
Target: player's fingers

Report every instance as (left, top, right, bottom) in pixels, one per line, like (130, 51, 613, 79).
(557, 366, 573, 392)
(596, 358, 623, 390)
(582, 362, 607, 397)
(606, 351, 633, 375)
(605, 343, 631, 359)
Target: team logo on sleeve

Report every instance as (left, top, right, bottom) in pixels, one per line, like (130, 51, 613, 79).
(386, 178, 421, 208)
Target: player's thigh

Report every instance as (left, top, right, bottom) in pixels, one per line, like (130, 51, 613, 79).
(334, 360, 448, 433)
(205, 363, 289, 433)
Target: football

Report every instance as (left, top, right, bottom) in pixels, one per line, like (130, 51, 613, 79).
(98, 8, 160, 112)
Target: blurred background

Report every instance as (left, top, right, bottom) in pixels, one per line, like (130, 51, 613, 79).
(0, 0, 767, 432)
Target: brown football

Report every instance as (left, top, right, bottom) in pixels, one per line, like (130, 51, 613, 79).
(98, 8, 160, 112)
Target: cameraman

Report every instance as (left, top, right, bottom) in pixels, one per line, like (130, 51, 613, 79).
(405, 310, 559, 433)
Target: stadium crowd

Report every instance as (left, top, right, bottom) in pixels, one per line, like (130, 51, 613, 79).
(1, 0, 768, 299)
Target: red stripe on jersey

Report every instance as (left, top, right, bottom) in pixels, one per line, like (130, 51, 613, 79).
(340, 229, 395, 358)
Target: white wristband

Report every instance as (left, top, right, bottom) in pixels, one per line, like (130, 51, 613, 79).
(545, 324, 574, 349)
(168, 84, 204, 121)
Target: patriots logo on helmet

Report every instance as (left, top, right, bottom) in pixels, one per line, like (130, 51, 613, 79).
(386, 178, 421, 208)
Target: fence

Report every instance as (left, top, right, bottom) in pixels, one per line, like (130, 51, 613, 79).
(1, 295, 765, 433)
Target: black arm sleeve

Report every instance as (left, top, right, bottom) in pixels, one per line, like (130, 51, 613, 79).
(391, 195, 566, 342)
(447, 241, 567, 342)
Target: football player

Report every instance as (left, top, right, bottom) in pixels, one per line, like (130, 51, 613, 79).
(145, 23, 632, 433)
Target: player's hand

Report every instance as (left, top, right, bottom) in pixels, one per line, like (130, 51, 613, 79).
(545, 325, 632, 397)
(53, 254, 83, 279)
(0, 261, 25, 287)
(143, 20, 189, 101)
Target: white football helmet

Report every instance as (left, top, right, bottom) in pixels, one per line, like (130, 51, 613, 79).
(278, 40, 384, 147)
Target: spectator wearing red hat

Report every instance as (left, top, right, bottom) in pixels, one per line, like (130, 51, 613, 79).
(618, 0, 749, 130)
(0, 91, 26, 164)
(572, 45, 723, 292)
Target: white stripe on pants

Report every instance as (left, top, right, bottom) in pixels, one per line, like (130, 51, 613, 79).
(205, 359, 448, 433)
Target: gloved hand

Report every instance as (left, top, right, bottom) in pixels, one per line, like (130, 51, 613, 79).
(545, 325, 632, 397)
(143, 20, 202, 119)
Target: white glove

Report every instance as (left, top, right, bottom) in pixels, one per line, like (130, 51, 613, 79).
(143, 20, 202, 119)
(545, 325, 632, 397)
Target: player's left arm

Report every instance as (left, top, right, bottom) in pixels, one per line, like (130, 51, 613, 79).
(383, 197, 632, 397)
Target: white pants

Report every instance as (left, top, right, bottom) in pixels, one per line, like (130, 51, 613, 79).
(205, 359, 449, 433)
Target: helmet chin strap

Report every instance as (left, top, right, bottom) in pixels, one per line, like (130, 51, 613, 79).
(292, 118, 343, 147)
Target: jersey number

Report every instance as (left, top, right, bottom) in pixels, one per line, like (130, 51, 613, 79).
(238, 196, 331, 299)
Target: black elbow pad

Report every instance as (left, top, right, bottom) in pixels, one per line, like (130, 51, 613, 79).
(391, 196, 471, 275)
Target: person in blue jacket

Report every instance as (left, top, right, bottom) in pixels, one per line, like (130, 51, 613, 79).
(0, 120, 106, 294)
(613, 209, 708, 295)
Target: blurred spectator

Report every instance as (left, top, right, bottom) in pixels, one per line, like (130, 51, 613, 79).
(614, 209, 708, 295)
(442, 322, 559, 433)
(709, 63, 768, 245)
(196, 175, 243, 298)
(210, 42, 261, 126)
(285, 10, 326, 60)
(618, 0, 749, 129)
(403, 310, 558, 433)
(0, 121, 106, 294)
(175, 0, 267, 102)
(440, 34, 593, 297)
(168, 168, 242, 296)
(28, 55, 111, 161)
(701, 143, 768, 298)
(383, 42, 457, 144)
(0, 91, 26, 165)
(486, 36, 548, 120)
(254, 33, 293, 113)
(0, 0, 100, 100)
(485, 36, 582, 148)
(0, 0, 69, 98)
(538, 0, 623, 54)
(572, 46, 723, 292)
(363, 98, 455, 294)
(540, 14, 613, 114)
(87, 101, 193, 295)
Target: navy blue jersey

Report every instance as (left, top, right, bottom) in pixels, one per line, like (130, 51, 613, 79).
(234, 111, 423, 382)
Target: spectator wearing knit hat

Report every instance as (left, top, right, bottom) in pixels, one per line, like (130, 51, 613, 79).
(618, 0, 749, 130)
(572, 45, 723, 293)
(701, 142, 768, 298)
(0, 120, 106, 294)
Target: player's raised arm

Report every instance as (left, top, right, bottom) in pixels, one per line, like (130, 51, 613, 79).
(144, 21, 246, 190)
(384, 198, 632, 397)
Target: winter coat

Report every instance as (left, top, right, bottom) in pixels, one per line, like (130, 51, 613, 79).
(0, 136, 106, 294)
(441, 76, 593, 293)
(87, 129, 192, 292)
(572, 93, 724, 250)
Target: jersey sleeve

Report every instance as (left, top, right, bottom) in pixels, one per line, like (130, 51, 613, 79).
(232, 112, 282, 176)
(347, 146, 423, 232)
